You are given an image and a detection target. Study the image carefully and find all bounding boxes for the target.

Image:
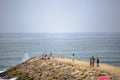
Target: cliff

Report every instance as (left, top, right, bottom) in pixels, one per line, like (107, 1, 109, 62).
(0, 56, 120, 80)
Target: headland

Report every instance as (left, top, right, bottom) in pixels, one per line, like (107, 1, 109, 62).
(0, 56, 120, 80)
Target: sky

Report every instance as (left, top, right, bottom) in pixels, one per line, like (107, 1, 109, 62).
(0, 0, 120, 33)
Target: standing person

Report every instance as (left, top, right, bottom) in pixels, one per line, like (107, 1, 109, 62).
(41, 53, 45, 60)
(71, 53, 75, 62)
(49, 52, 53, 60)
(92, 56, 95, 67)
(96, 57, 100, 67)
(90, 57, 92, 67)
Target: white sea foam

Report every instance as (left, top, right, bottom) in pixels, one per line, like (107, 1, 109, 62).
(22, 53, 29, 62)
(0, 71, 4, 73)
(9, 78, 17, 80)
(0, 77, 17, 80)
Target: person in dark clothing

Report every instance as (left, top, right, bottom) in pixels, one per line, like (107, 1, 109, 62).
(89, 57, 92, 67)
(96, 57, 100, 67)
(92, 56, 95, 67)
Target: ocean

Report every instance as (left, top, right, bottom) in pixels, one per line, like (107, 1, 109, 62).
(0, 33, 120, 71)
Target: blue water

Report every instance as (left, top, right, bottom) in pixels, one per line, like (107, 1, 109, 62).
(0, 33, 120, 70)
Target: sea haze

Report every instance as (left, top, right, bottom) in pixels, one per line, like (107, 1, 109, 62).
(0, 33, 120, 70)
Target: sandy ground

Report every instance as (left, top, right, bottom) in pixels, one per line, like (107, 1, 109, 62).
(55, 57, 120, 76)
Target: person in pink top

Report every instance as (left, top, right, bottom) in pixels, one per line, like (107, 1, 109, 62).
(97, 76, 110, 80)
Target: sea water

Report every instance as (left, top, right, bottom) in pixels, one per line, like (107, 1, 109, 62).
(0, 33, 120, 71)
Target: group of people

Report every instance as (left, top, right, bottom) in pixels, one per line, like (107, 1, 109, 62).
(41, 52, 53, 60)
(41, 52, 100, 67)
(90, 56, 100, 67)
(71, 53, 100, 67)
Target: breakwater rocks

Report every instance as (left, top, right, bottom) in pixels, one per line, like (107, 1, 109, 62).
(0, 56, 120, 80)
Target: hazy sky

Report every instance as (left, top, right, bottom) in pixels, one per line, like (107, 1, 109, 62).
(0, 0, 120, 33)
